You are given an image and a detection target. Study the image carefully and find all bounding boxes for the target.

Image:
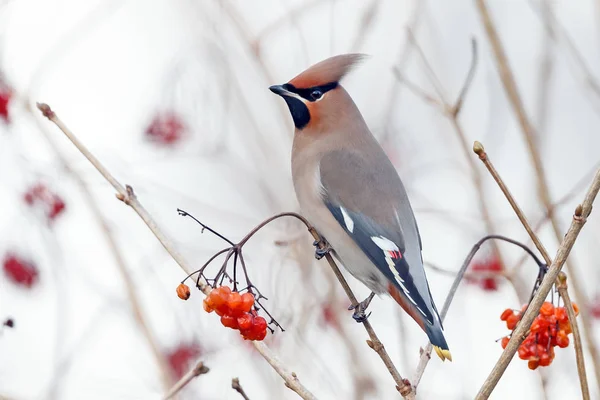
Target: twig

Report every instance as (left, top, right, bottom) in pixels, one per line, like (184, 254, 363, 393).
(163, 361, 209, 400)
(473, 140, 592, 396)
(412, 235, 545, 388)
(28, 103, 173, 390)
(475, 0, 600, 390)
(232, 377, 251, 400)
(557, 272, 590, 400)
(475, 169, 600, 399)
(393, 35, 516, 309)
(36, 103, 318, 400)
(472, 142, 552, 263)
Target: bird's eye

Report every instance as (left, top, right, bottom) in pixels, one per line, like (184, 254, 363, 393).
(310, 90, 323, 101)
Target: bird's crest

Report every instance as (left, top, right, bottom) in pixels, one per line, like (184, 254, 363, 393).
(289, 54, 368, 89)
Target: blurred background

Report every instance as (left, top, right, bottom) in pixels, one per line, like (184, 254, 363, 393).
(1, 0, 600, 399)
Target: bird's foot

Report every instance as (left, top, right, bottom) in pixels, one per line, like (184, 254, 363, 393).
(312, 239, 331, 260)
(348, 292, 375, 323)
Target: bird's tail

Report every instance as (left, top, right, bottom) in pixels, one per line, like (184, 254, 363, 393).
(388, 283, 452, 361)
(425, 322, 452, 362)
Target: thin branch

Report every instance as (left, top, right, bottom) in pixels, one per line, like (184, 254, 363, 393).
(557, 272, 590, 400)
(163, 361, 209, 400)
(232, 377, 251, 400)
(475, 169, 600, 399)
(451, 38, 479, 116)
(472, 142, 552, 264)
(475, 0, 600, 390)
(28, 104, 173, 390)
(412, 235, 545, 388)
(36, 103, 318, 400)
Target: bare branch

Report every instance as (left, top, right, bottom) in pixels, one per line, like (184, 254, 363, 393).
(475, 169, 600, 398)
(36, 103, 318, 400)
(475, 0, 600, 389)
(232, 377, 251, 400)
(163, 361, 210, 400)
(557, 272, 590, 400)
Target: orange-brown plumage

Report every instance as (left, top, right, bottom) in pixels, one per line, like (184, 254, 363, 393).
(288, 54, 367, 89)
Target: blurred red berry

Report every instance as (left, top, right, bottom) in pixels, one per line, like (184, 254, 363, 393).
(166, 343, 202, 379)
(23, 183, 66, 223)
(145, 112, 185, 145)
(321, 304, 341, 330)
(468, 255, 503, 291)
(3, 253, 39, 288)
(0, 84, 12, 123)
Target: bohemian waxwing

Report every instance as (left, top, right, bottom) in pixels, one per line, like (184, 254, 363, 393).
(269, 54, 451, 361)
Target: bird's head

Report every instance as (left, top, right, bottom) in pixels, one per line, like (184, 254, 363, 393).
(270, 54, 367, 131)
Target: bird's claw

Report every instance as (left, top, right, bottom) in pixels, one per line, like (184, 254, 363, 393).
(348, 292, 375, 323)
(313, 239, 331, 260)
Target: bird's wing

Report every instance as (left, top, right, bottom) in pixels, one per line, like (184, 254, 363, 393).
(319, 149, 436, 325)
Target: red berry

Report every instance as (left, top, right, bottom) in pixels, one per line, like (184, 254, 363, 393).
(528, 357, 539, 370)
(240, 292, 255, 312)
(145, 112, 185, 145)
(3, 253, 39, 288)
(555, 307, 567, 323)
(539, 352, 551, 367)
(220, 314, 238, 329)
(556, 330, 570, 348)
(506, 314, 519, 330)
(237, 313, 253, 330)
(540, 302, 554, 317)
(203, 298, 214, 313)
(518, 345, 530, 360)
(501, 337, 509, 349)
(253, 316, 267, 332)
(228, 292, 243, 311)
(209, 287, 229, 308)
(253, 329, 267, 341)
(500, 309, 513, 321)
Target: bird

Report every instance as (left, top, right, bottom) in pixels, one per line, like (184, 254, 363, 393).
(269, 54, 451, 361)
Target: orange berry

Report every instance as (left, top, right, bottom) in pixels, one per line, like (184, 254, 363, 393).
(176, 283, 191, 300)
(518, 345, 530, 360)
(501, 337, 509, 349)
(219, 286, 232, 295)
(240, 293, 255, 312)
(539, 352, 551, 367)
(500, 308, 513, 321)
(555, 307, 568, 323)
(572, 303, 580, 316)
(220, 314, 238, 329)
(506, 314, 519, 330)
(237, 313, 253, 330)
(215, 304, 229, 317)
(228, 292, 243, 310)
(528, 357, 539, 370)
(556, 330, 570, 348)
(540, 302, 554, 317)
(203, 298, 214, 313)
(210, 287, 229, 308)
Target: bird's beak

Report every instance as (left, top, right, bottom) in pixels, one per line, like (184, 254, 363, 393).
(269, 84, 293, 97)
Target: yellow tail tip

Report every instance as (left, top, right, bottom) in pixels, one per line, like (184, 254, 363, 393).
(433, 346, 453, 362)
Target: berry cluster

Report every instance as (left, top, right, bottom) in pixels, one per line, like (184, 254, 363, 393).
(467, 256, 503, 291)
(23, 183, 66, 222)
(499, 301, 579, 370)
(145, 112, 185, 145)
(202, 286, 268, 341)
